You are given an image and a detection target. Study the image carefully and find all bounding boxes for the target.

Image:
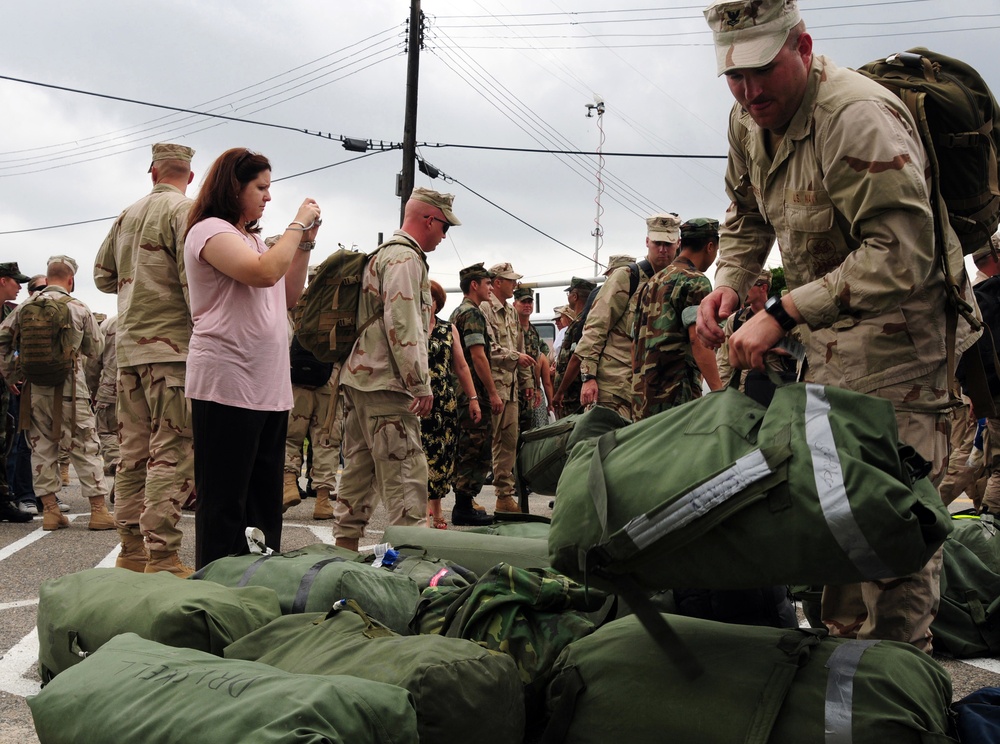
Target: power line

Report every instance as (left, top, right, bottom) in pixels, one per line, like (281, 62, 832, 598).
(418, 142, 725, 158)
(434, 1, 935, 19)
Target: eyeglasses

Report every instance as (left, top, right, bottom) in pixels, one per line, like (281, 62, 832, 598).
(428, 216, 450, 235)
(753, 280, 770, 288)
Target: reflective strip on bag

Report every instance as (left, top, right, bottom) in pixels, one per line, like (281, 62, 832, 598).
(824, 639, 880, 744)
(805, 384, 893, 579)
(624, 448, 774, 551)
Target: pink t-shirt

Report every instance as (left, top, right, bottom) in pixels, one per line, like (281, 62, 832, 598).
(184, 217, 292, 411)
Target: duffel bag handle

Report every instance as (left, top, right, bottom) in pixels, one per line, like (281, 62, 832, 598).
(325, 598, 395, 638)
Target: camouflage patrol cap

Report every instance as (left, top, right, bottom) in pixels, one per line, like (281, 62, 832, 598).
(47, 255, 79, 274)
(554, 304, 578, 321)
(489, 262, 523, 281)
(513, 287, 535, 302)
(646, 213, 682, 243)
(460, 262, 493, 283)
(0, 263, 30, 283)
(148, 142, 195, 173)
(704, 0, 801, 76)
(410, 187, 462, 226)
(680, 217, 721, 243)
(565, 276, 597, 294)
(604, 254, 636, 275)
(756, 269, 773, 285)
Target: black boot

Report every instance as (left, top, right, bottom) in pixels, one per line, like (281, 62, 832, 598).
(0, 499, 33, 523)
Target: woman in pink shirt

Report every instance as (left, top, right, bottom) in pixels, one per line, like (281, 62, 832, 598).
(184, 148, 321, 568)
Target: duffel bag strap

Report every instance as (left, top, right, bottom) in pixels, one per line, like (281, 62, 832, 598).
(292, 557, 347, 613)
(326, 598, 395, 638)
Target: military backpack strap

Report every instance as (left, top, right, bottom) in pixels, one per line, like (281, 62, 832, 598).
(291, 557, 347, 613)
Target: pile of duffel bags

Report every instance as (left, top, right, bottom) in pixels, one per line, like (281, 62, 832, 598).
(28, 383, 983, 743)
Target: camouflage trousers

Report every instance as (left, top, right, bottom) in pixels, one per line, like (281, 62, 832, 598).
(939, 404, 981, 507)
(981, 416, 1000, 514)
(94, 401, 120, 475)
(490, 396, 519, 499)
(115, 363, 193, 553)
(453, 398, 493, 502)
(333, 387, 427, 540)
(822, 407, 949, 653)
(26, 388, 108, 500)
(596, 385, 633, 422)
(285, 384, 343, 492)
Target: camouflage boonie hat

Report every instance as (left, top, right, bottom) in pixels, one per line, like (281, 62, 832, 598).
(47, 255, 79, 274)
(554, 304, 577, 322)
(410, 187, 462, 226)
(680, 217, 721, 243)
(646, 213, 682, 243)
(565, 276, 597, 294)
(513, 287, 534, 302)
(489, 262, 522, 281)
(704, 0, 801, 76)
(604, 254, 635, 275)
(148, 142, 195, 173)
(460, 262, 493, 283)
(0, 263, 30, 283)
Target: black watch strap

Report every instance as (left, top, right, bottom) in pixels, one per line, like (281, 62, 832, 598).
(764, 295, 796, 332)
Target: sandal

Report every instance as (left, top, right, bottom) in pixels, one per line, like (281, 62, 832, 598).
(432, 516, 448, 530)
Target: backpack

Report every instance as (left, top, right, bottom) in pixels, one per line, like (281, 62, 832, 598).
(573, 259, 652, 338)
(958, 274, 1000, 395)
(289, 335, 334, 388)
(17, 293, 76, 387)
(857, 48, 1000, 255)
(292, 246, 381, 364)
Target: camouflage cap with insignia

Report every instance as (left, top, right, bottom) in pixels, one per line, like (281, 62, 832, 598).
(646, 213, 682, 244)
(680, 217, 721, 243)
(604, 254, 636, 275)
(0, 263, 30, 283)
(704, 0, 801, 76)
(47, 255, 79, 274)
(410, 187, 462, 226)
(148, 142, 195, 173)
(459, 262, 493, 283)
(513, 287, 535, 301)
(554, 304, 578, 321)
(565, 276, 597, 294)
(489, 262, 523, 281)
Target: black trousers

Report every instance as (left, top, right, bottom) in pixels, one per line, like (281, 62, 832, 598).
(191, 399, 287, 569)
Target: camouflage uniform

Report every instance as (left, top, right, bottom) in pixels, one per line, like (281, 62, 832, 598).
(717, 53, 978, 652)
(335, 231, 432, 539)
(95, 182, 194, 554)
(84, 315, 120, 476)
(285, 378, 343, 492)
(450, 298, 494, 502)
(575, 263, 654, 420)
(553, 316, 585, 417)
(518, 322, 549, 435)
(0, 287, 109, 501)
(481, 293, 531, 500)
(632, 257, 713, 419)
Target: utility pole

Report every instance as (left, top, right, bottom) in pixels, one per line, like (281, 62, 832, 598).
(585, 96, 606, 275)
(399, 0, 423, 225)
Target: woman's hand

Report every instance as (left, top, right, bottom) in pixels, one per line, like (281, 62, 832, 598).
(292, 199, 322, 237)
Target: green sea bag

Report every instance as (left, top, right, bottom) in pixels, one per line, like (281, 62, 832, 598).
(36, 568, 280, 682)
(29, 633, 419, 744)
(224, 600, 524, 744)
(384, 525, 551, 576)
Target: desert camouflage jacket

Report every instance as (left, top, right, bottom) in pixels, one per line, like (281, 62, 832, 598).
(480, 293, 532, 401)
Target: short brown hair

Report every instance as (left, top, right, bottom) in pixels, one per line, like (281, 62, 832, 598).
(429, 280, 447, 314)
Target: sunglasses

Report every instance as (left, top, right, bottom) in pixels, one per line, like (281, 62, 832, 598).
(429, 216, 450, 235)
(753, 280, 770, 288)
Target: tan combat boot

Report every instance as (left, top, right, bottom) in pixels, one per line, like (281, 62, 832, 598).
(335, 536, 359, 552)
(495, 495, 521, 514)
(116, 533, 147, 572)
(60, 461, 70, 486)
(40, 493, 69, 531)
(87, 496, 115, 531)
(313, 487, 334, 520)
(282, 471, 301, 513)
(145, 550, 194, 578)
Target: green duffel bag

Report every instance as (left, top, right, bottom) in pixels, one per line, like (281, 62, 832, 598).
(517, 406, 628, 496)
(932, 515, 1000, 658)
(225, 600, 524, 744)
(37, 568, 280, 682)
(191, 546, 420, 633)
(360, 551, 479, 591)
(384, 525, 551, 576)
(550, 384, 952, 593)
(466, 518, 551, 540)
(29, 633, 418, 744)
(543, 614, 955, 744)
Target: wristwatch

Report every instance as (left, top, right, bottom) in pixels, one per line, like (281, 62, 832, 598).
(581, 373, 597, 383)
(764, 295, 796, 332)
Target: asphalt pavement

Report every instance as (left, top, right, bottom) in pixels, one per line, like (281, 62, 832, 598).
(0, 475, 996, 742)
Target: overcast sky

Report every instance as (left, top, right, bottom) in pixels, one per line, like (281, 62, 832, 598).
(2, 0, 997, 318)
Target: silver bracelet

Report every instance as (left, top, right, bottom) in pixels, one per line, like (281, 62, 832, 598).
(287, 221, 308, 231)
(297, 241, 316, 252)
